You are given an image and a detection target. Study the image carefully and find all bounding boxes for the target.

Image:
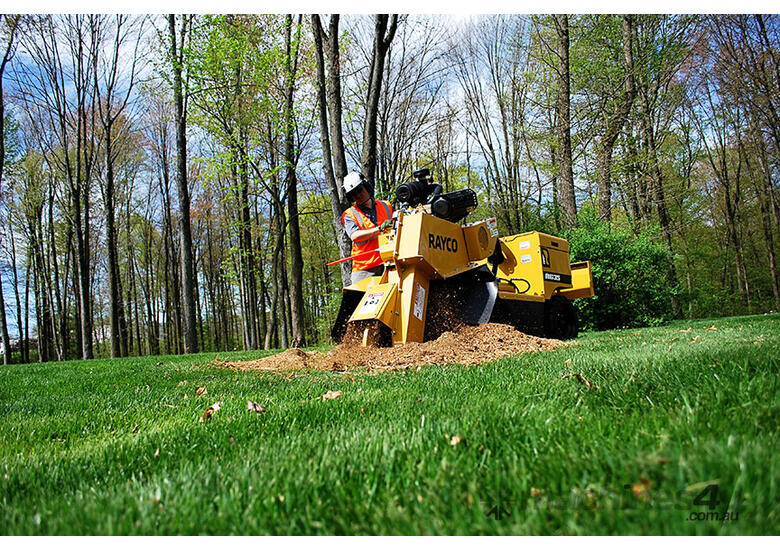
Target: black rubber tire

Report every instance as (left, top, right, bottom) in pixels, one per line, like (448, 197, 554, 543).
(544, 295, 578, 340)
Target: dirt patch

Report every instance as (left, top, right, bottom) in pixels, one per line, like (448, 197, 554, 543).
(219, 323, 566, 374)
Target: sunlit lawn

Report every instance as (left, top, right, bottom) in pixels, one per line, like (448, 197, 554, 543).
(1, 313, 778, 534)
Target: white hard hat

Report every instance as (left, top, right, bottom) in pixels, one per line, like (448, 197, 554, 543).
(343, 172, 367, 198)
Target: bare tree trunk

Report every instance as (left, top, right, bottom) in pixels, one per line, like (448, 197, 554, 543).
(29, 214, 53, 361)
(0, 15, 16, 365)
(280, 245, 290, 349)
(265, 212, 281, 351)
(73, 17, 95, 360)
(254, 202, 268, 346)
(71, 240, 82, 359)
(284, 15, 306, 348)
(623, 120, 644, 224)
(168, 14, 198, 354)
(9, 227, 24, 363)
(23, 257, 31, 363)
(746, 124, 780, 309)
(311, 14, 352, 287)
(144, 229, 160, 355)
(597, 15, 636, 222)
(729, 146, 749, 308)
(236, 153, 258, 350)
(94, 15, 142, 357)
(638, 84, 681, 317)
(0, 271, 9, 365)
(361, 14, 399, 184)
(103, 138, 128, 357)
(554, 14, 577, 228)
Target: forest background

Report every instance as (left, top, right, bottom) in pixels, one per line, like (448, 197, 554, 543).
(0, 13, 778, 363)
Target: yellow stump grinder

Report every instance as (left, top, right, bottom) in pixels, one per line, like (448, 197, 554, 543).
(331, 169, 595, 347)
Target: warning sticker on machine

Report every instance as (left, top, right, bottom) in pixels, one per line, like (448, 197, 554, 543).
(413, 283, 426, 320)
(358, 292, 384, 315)
(486, 217, 499, 237)
(520, 254, 532, 264)
(518, 240, 531, 250)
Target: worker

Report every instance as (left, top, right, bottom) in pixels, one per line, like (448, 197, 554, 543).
(341, 172, 393, 284)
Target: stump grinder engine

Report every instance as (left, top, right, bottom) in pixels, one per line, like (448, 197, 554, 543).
(331, 169, 595, 347)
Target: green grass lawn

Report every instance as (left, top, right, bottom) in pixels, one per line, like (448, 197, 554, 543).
(1, 313, 778, 535)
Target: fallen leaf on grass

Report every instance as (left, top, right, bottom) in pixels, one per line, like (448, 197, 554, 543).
(449, 435, 462, 446)
(530, 487, 543, 498)
(632, 477, 651, 501)
(680, 328, 692, 333)
(153, 448, 160, 458)
(247, 400, 266, 413)
(561, 373, 598, 389)
(321, 390, 342, 401)
(195, 386, 208, 397)
(200, 401, 223, 423)
(692, 335, 701, 343)
(707, 325, 717, 331)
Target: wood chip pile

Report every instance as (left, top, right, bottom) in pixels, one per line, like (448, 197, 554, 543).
(219, 323, 566, 373)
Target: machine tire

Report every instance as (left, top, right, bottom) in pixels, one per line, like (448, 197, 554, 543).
(544, 295, 578, 340)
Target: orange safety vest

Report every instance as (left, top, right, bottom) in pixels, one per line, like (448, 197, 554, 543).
(341, 200, 393, 271)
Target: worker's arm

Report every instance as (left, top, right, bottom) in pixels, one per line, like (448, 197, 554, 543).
(349, 226, 383, 244)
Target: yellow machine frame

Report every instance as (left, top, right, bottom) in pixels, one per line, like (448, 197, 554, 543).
(340, 210, 594, 346)
(491, 231, 594, 303)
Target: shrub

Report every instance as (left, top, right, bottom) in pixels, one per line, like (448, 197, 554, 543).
(567, 207, 675, 330)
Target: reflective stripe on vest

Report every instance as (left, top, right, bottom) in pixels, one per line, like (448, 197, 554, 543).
(341, 200, 392, 271)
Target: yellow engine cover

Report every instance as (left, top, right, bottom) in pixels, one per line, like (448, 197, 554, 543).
(392, 210, 497, 279)
(493, 231, 593, 301)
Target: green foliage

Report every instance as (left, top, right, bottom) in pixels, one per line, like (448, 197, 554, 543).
(0, 315, 777, 534)
(2, 111, 21, 167)
(568, 205, 675, 330)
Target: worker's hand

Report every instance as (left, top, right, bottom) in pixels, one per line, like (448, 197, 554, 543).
(378, 219, 392, 232)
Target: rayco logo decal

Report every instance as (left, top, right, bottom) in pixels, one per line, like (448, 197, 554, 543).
(428, 233, 458, 253)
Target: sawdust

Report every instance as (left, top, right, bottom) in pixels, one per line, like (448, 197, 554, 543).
(219, 323, 566, 374)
